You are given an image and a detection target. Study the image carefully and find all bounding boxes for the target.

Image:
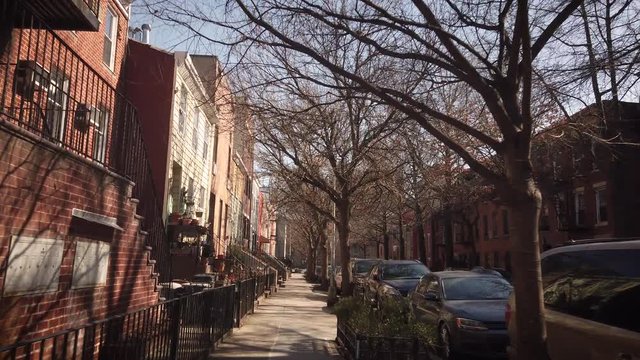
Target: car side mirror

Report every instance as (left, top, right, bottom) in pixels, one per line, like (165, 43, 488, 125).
(424, 291, 439, 301)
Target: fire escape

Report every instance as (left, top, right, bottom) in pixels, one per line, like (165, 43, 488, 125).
(0, 0, 172, 281)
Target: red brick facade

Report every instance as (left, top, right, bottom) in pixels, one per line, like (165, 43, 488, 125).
(0, 124, 158, 346)
(0, 0, 159, 346)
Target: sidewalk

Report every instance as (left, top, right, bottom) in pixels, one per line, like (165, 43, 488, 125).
(208, 273, 341, 360)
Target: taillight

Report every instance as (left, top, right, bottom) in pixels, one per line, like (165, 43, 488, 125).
(505, 303, 512, 326)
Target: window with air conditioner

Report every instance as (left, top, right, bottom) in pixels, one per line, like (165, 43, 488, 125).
(102, 8, 118, 69)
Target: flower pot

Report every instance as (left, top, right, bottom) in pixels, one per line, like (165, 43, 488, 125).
(211, 258, 225, 272)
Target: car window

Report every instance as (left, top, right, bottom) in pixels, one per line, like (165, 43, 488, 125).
(425, 278, 440, 295)
(442, 277, 512, 300)
(354, 260, 379, 274)
(542, 249, 640, 333)
(381, 263, 429, 280)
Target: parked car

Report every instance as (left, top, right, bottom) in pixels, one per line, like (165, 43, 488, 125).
(409, 271, 512, 359)
(363, 260, 430, 307)
(506, 238, 640, 360)
(351, 258, 381, 295)
(472, 266, 512, 283)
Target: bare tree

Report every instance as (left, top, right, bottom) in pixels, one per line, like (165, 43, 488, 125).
(141, 1, 586, 358)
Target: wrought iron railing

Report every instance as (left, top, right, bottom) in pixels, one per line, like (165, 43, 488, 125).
(0, 4, 171, 281)
(0, 285, 237, 360)
(0, 273, 278, 360)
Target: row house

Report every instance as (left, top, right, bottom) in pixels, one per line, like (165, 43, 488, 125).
(0, 0, 163, 345)
(416, 101, 640, 271)
(125, 42, 220, 279)
(125, 38, 260, 279)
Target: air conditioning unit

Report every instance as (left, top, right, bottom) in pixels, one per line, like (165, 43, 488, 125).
(14, 60, 48, 101)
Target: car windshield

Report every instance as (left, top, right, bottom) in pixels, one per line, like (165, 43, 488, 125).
(354, 260, 378, 274)
(442, 277, 512, 300)
(381, 263, 429, 280)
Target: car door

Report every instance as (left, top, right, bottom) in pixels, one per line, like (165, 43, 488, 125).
(411, 277, 429, 321)
(415, 275, 442, 325)
(543, 249, 640, 360)
(364, 265, 379, 305)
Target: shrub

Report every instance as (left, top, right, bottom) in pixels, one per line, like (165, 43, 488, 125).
(333, 296, 436, 345)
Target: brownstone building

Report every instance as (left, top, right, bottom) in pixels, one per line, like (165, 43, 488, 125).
(0, 0, 165, 346)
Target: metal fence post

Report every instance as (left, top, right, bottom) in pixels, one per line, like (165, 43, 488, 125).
(234, 282, 241, 328)
(169, 300, 181, 359)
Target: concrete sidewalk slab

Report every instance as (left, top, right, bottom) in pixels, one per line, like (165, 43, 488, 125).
(209, 274, 341, 360)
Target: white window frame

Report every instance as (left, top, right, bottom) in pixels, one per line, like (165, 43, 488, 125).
(193, 108, 200, 152)
(102, 8, 118, 70)
(178, 84, 187, 132)
(594, 183, 608, 226)
(92, 107, 109, 163)
(203, 121, 209, 159)
(45, 71, 69, 141)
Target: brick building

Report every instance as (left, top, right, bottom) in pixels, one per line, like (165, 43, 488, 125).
(417, 101, 640, 271)
(0, 0, 164, 346)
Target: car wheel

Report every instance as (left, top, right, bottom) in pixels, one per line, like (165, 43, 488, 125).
(439, 324, 454, 360)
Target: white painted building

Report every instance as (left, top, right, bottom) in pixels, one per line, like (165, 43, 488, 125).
(165, 52, 217, 224)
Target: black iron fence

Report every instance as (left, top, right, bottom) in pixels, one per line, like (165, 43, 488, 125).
(0, 274, 279, 360)
(337, 320, 436, 360)
(0, 1, 171, 282)
(234, 278, 255, 327)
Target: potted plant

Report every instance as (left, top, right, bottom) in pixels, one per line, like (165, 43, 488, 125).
(211, 254, 225, 272)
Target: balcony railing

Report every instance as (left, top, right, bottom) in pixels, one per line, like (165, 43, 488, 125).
(14, 0, 100, 31)
(0, 6, 171, 282)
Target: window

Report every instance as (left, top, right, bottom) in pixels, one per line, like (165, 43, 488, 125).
(102, 8, 118, 69)
(179, 84, 187, 132)
(217, 199, 223, 239)
(203, 122, 209, 159)
(595, 186, 608, 224)
(188, 177, 194, 199)
(483, 215, 488, 240)
(213, 126, 219, 160)
(199, 186, 205, 210)
(192, 109, 200, 154)
(491, 211, 498, 238)
(91, 107, 109, 163)
(540, 205, 550, 230)
(502, 209, 509, 235)
(574, 190, 585, 226)
(45, 71, 69, 141)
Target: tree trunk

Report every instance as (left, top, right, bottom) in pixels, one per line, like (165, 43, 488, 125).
(398, 211, 405, 259)
(382, 217, 390, 260)
(430, 216, 437, 270)
(415, 205, 427, 265)
(443, 211, 453, 268)
(337, 201, 353, 296)
(320, 243, 329, 288)
(306, 246, 316, 281)
(505, 152, 548, 360)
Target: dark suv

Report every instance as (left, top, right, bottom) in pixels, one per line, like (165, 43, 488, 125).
(507, 239, 640, 360)
(363, 260, 429, 306)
